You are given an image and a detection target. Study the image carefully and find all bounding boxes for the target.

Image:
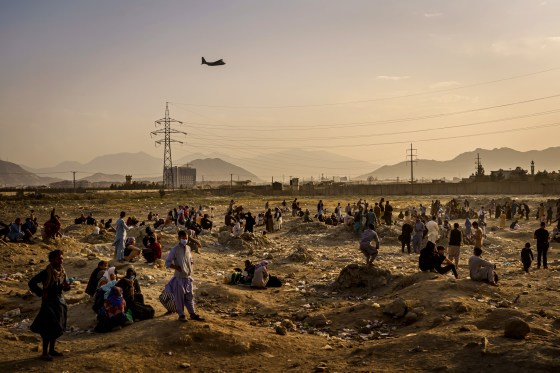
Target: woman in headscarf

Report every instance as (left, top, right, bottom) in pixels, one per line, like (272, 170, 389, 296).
(251, 260, 269, 288)
(28, 249, 70, 361)
(265, 208, 274, 233)
(95, 286, 131, 332)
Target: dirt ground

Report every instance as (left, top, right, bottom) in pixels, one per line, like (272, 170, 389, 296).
(0, 193, 559, 373)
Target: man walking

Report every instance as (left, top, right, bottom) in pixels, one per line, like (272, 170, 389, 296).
(165, 230, 205, 321)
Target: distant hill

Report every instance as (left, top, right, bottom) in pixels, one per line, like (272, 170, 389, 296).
(179, 149, 380, 180)
(23, 152, 163, 179)
(187, 158, 261, 182)
(79, 173, 128, 183)
(0, 160, 61, 187)
(358, 147, 560, 181)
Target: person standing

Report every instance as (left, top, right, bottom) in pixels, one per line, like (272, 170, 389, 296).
(28, 249, 70, 361)
(165, 230, 204, 322)
(447, 223, 463, 267)
(401, 220, 413, 254)
(412, 217, 425, 254)
(384, 201, 393, 225)
(534, 222, 550, 269)
(426, 216, 439, 244)
(472, 221, 483, 249)
(114, 211, 131, 262)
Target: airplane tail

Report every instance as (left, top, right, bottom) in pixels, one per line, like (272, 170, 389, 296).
(201, 57, 207, 65)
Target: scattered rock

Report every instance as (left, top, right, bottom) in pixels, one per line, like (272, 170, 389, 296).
(383, 298, 408, 319)
(293, 310, 308, 321)
(275, 325, 287, 335)
(74, 259, 88, 268)
(404, 312, 418, 325)
(179, 362, 191, 369)
(281, 319, 296, 330)
(459, 324, 478, 332)
(306, 314, 328, 327)
(504, 317, 530, 339)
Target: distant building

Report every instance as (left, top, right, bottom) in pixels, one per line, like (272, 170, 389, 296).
(172, 165, 196, 188)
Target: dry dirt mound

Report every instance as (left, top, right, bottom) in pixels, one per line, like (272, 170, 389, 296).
(287, 246, 315, 262)
(334, 264, 392, 289)
(287, 222, 329, 235)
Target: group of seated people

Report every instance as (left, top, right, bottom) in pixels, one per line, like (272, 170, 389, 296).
(74, 213, 97, 225)
(120, 227, 164, 263)
(85, 262, 154, 333)
(1, 217, 38, 243)
(418, 242, 499, 286)
(227, 260, 282, 288)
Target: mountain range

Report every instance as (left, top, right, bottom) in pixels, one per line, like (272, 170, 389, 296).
(357, 147, 560, 181)
(2, 147, 558, 187)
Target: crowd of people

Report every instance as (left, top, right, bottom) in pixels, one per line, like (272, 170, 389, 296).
(12, 196, 557, 361)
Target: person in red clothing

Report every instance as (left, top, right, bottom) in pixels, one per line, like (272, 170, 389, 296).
(143, 236, 162, 263)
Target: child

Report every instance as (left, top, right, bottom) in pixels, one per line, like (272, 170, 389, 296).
(520, 242, 534, 274)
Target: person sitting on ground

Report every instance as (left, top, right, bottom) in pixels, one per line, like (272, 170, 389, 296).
(343, 211, 354, 227)
(224, 211, 236, 229)
(85, 260, 109, 297)
(116, 268, 154, 321)
(243, 260, 256, 283)
(200, 214, 213, 231)
(434, 245, 458, 278)
(104, 218, 116, 232)
(251, 260, 269, 289)
(94, 286, 132, 333)
(468, 247, 498, 286)
(0, 221, 9, 241)
(86, 213, 96, 226)
(74, 214, 87, 225)
(520, 242, 534, 274)
(142, 226, 157, 248)
(324, 214, 333, 225)
(43, 209, 62, 241)
(7, 218, 25, 242)
(360, 224, 380, 266)
(232, 220, 244, 237)
(124, 237, 142, 262)
(303, 209, 313, 223)
(510, 219, 520, 230)
(419, 241, 437, 272)
(126, 216, 139, 227)
(97, 267, 117, 288)
(142, 236, 162, 263)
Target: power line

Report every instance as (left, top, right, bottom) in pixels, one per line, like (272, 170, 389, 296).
(186, 108, 560, 142)
(176, 93, 560, 130)
(169, 67, 560, 109)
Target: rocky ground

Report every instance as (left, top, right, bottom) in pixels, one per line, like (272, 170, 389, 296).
(0, 193, 559, 372)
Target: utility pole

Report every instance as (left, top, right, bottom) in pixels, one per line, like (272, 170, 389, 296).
(406, 144, 417, 194)
(150, 102, 186, 190)
(71, 171, 77, 193)
(230, 174, 233, 189)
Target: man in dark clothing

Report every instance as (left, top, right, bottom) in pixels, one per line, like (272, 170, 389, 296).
(534, 222, 550, 269)
(401, 221, 413, 254)
(384, 201, 393, 225)
(447, 223, 463, 267)
(434, 246, 458, 278)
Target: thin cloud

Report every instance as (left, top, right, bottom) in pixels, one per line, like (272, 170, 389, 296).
(430, 81, 461, 89)
(376, 75, 410, 81)
(424, 12, 443, 18)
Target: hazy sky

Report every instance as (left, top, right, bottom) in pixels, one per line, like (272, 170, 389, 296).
(1, 0, 560, 177)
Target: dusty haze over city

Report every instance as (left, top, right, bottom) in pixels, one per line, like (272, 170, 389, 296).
(1, 0, 560, 179)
